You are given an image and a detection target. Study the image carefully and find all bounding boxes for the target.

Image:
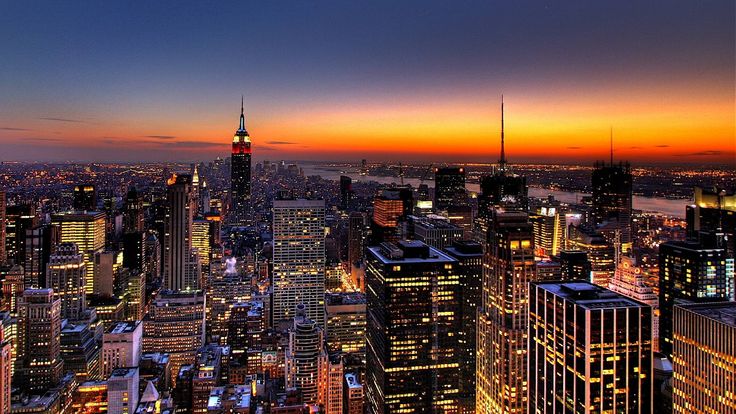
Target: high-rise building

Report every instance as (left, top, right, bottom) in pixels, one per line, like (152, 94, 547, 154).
(101, 321, 142, 379)
(608, 256, 660, 351)
(164, 174, 198, 291)
(191, 219, 211, 278)
(567, 226, 615, 287)
(365, 240, 461, 413)
(192, 345, 227, 414)
(123, 186, 144, 234)
(478, 98, 528, 217)
(347, 212, 366, 290)
(434, 167, 466, 212)
(340, 176, 353, 211)
(557, 250, 592, 280)
(60, 321, 100, 382)
(325, 292, 366, 355)
(686, 186, 736, 256)
(591, 160, 633, 248)
(321, 355, 344, 414)
(272, 199, 326, 327)
(143, 291, 205, 386)
(51, 211, 106, 295)
(73, 184, 97, 212)
(658, 240, 733, 357)
(410, 215, 464, 250)
(371, 188, 412, 244)
(17, 288, 64, 393)
(672, 302, 736, 413)
(230, 98, 252, 226)
(5, 205, 37, 266)
(47, 243, 87, 321)
(23, 223, 59, 289)
(476, 210, 536, 414)
(0, 328, 9, 414)
(0, 190, 5, 265)
(107, 367, 139, 414)
(285, 304, 325, 404)
(444, 240, 482, 412)
(531, 206, 566, 258)
(528, 281, 653, 413)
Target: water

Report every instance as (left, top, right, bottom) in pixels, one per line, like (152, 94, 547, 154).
(302, 165, 690, 218)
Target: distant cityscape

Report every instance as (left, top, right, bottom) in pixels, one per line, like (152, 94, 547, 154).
(0, 99, 733, 414)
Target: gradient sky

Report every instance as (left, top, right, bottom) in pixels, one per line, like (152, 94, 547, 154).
(1, 1, 734, 164)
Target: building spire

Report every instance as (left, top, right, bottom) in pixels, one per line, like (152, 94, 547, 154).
(239, 95, 245, 131)
(499, 94, 507, 173)
(610, 126, 614, 166)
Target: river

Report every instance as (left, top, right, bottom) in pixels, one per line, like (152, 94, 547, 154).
(301, 165, 690, 218)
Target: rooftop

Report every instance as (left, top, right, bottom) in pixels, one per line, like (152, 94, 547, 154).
(677, 302, 736, 328)
(535, 281, 648, 310)
(106, 320, 141, 334)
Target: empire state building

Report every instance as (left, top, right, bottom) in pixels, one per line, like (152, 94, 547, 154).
(231, 97, 252, 225)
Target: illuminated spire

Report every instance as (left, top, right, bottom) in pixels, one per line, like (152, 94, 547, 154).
(499, 95, 507, 173)
(239, 95, 245, 131)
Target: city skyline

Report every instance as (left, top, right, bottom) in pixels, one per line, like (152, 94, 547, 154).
(1, 1, 734, 165)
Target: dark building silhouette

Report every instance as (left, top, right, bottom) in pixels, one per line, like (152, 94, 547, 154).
(124, 186, 145, 234)
(230, 97, 252, 225)
(434, 167, 466, 211)
(686, 186, 735, 257)
(591, 160, 633, 247)
(444, 240, 482, 412)
(340, 175, 354, 211)
(4, 204, 37, 266)
(73, 184, 97, 211)
(557, 250, 592, 281)
(370, 188, 412, 245)
(23, 223, 60, 289)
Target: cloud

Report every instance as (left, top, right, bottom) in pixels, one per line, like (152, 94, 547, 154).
(686, 150, 723, 156)
(654, 144, 670, 148)
(0, 127, 31, 131)
(259, 145, 277, 151)
(38, 117, 87, 123)
(267, 140, 296, 145)
(144, 135, 176, 140)
(629, 146, 643, 149)
(566, 146, 582, 150)
(171, 140, 226, 148)
(25, 137, 63, 142)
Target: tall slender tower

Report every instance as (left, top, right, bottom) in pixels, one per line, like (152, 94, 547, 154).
(163, 174, 198, 291)
(476, 210, 536, 413)
(230, 97, 252, 225)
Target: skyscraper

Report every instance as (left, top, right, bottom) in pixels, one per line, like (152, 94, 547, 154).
(444, 240, 483, 413)
(476, 210, 536, 414)
(230, 97, 252, 225)
(530, 206, 566, 258)
(528, 281, 653, 413)
(340, 175, 353, 211)
(0, 190, 5, 265)
(658, 240, 733, 357)
(163, 174, 198, 291)
(365, 240, 461, 413)
(0, 327, 9, 414)
(17, 288, 64, 393)
(347, 211, 366, 289)
(51, 211, 106, 295)
(370, 188, 412, 244)
(272, 198, 326, 327)
(23, 223, 59, 289)
(101, 321, 142, 379)
(123, 186, 144, 234)
(672, 302, 736, 413)
(4, 205, 37, 266)
(143, 291, 206, 386)
(591, 158, 633, 249)
(608, 256, 660, 351)
(434, 167, 466, 212)
(47, 243, 87, 321)
(686, 186, 736, 256)
(73, 184, 97, 212)
(285, 304, 325, 404)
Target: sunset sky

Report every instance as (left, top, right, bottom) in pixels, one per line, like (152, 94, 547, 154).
(1, 1, 733, 165)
